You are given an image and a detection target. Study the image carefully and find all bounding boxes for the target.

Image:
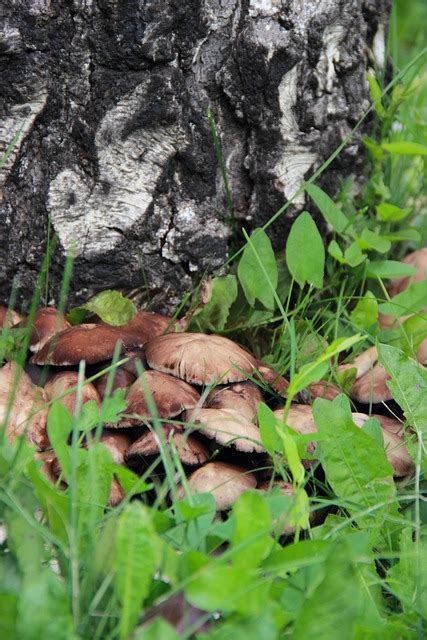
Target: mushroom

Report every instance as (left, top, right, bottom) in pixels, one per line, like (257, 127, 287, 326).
(44, 372, 101, 415)
(0, 361, 49, 449)
(255, 363, 289, 395)
(183, 407, 264, 453)
(352, 413, 413, 477)
(145, 332, 259, 385)
(206, 381, 263, 421)
(303, 381, 342, 401)
(115, 370, 200, 426)
(29, 307, 71, 353)
(176, 461, 257, 510)
(352, 412, 404, 435)
(100, 309, 177, 342)
(99, 430, 133, 464)
(30, 323, 147, 366)
(94, 366, 136, 399)
(0, 305, 23, 329)
(125, 426, 209, 467)
(337, 346, 378, 379)
(351, 363, 392, 404)
(273, 404, 318, 455)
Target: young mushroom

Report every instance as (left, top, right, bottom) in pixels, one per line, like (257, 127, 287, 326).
(29, 307, 71, 353)
(206, 381, 263, 421)
(0, 305, 23, 329)
(115, 370, 200, 426)
(183, 407, 264, 453)
(351, 363, 392, 404)
(44, 371, 101, 415)
(176, 461, 257, 510)
(125, 425, 209, 467)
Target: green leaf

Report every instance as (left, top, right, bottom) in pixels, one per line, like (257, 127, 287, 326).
(366, 260, 417, 279)
(356, 229, 391, 254)
(367, 73, 385, 117)
(292, 536, 382, 640)
(231, 491, 273, 569)
(47, 402, 73, 477)
(382, 141, 427, 155)
(185, 565, 251, 613)
(382, 228, 421, 243)
(238, 229, 278, 310)
(387, 527, 427, 619)
(286, 212, 325, 289)
(305, 184, 350, 235)
(69, 290, 137, 326)
(328, 240, 346, 264)
(258, 403, 282, 454)
(350, 292, 378, 329)
(344, 242, 367, 267)
(135, 619, 180, 640)
(114, 503, 157, 639)
(191, 275, 238, 331)
(378, 344, 427, 471)
(281, 431, 305, 486)
(378, 280, 427, 318)
(313, 396, 398, 545)
(376, 203, 410, 222)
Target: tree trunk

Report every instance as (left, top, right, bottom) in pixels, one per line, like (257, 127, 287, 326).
(0, 0, 390, 311)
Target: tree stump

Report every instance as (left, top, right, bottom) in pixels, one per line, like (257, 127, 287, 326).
(0, 0, 390, 310)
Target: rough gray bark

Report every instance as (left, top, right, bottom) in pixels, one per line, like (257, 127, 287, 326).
(0, 0, 390, 311)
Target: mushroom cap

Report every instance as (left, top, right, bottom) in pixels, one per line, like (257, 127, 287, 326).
(100, 309, 175, 342)
(94, 367, 136, 399)
(351, 363, 392, 404)
(255, 363, 289, 395)
(0, 361, 49, 449)
(30, 323, 147, 366)
(100, 430, 134, 465)
(184, 407, 264, 453)
(305, 380, 342, 401)
(388, 248, 427, 297)
(44, 372, 101, 415)
(352, 413, 413, 477)
(274, 404, 318, 456)
(116, 370, 200, 426)
(125, 426, 209, 466)
(109, 477, 126, 506)
(176, 461, 257, 510)
(0, 305, 23, 329)
(206, 382, 263, 421)
(145, 332, 259, 385)
(29, 307, 71, 353)
(337, 346, 378, 380)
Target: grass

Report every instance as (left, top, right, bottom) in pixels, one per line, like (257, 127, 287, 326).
(1, 2, 427, 639)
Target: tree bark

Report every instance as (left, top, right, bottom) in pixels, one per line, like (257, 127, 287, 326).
(0, 0, 390, 311)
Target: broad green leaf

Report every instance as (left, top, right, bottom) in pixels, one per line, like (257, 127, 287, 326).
(185, 565, 251, 613)
(69, 289, 137, 326)
(350, 291, 378, 329)
(378, 280, 427, 318)
(328, 240, 346, 264)
(382, 141, 427, 155)
(238, 229, 278, 309)
(258, 402, 282, 454)
(313, 396, 398, 545)
(360, 417, 384, 448)
(135, 618, 180, 640)
(305, 184, 350, 235)
(387, 526, 427, 619)
(281, 431, 305, 486)
(114, 503, 157, 639)
(356, 229, 391, 254)
(204, 609, 282, 640)
(263, 539, 330, 571)
(286, 212, 325, 289)
(292, 536, 382, 640)
(344, 242, 366, 267)
(191, 275, 238, 331)
(383, 228, 421, 243)
(231, 491, 273, 569)
(378, 344, 427, 471)
(376, 203, 410, 222)
(0, 593, 18, 637)
(366, 260, 417, 279)
(16, 570, 73, 640)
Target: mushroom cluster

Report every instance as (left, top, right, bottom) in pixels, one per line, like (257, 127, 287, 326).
(0, 250, 422, 521)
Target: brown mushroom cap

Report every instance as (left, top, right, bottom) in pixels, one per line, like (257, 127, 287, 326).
(116, 370, 200, 426)
(176, 461, 257, 510)
(44, 372, 101, 415)
(351, 363, 392, 404)
(305, 381, 342, 401)
(94, 367, 136, 399)
(206, 382, 263, 421)
(337, 346, 378, 379)
(100, 309, 176, 341)
(145, 332, 259, 385)
(30, 323, 147, 366)
(0, 362, 49, 449)
(125, 426, 209, 466)
(255, 363, 289, 395)
(99, 430, 134, 465)
(29, 307, 71, 353)
(0, 305, 23, 329)
(184, 407, 264, 453)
